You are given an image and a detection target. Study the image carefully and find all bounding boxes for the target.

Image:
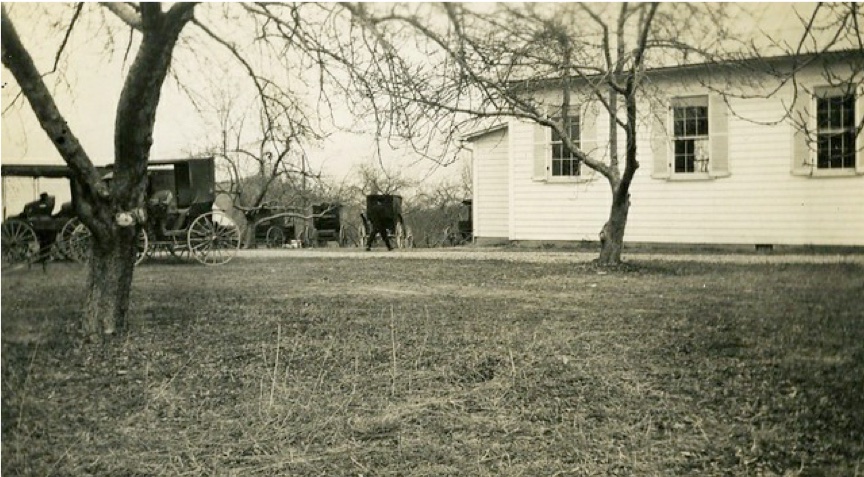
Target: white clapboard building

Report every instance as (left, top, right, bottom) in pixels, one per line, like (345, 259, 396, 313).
(465, 52, 864, 249)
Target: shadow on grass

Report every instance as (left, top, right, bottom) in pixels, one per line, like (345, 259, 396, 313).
(2, 258, 862, 476)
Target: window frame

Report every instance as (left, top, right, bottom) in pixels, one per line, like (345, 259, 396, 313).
(671, 95, 711, 178)
(814, 87, 857, 172)
(548, 112, 582, 182)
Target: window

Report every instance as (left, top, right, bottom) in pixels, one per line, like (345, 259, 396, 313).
(816, 91, 856, 170)
(550, 113, 580, 177)
(672, 96, 710, 174)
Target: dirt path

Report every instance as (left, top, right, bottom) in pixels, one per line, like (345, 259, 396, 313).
(238, 247, 864, 265)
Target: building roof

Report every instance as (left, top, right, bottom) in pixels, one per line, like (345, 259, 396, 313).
(1, 164, 76, 178)
(508, 49, 863, 92)
(461, 123, 508, 142)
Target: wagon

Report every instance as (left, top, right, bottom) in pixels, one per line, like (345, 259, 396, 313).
(238, 202, 300, 248)
(359, 194, 413, 249)
(134, 157, 241, 264)
(0, 164, 116, 267)
(444, 199, 473, 246)
(306, 203, 347, 247)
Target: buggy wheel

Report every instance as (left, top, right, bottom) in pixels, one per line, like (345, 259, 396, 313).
(65, 219, 148, 266)
(404, 227, 414, 249)
(1, 219, 38, 267)
(55, 217, 81, 262)
(187, 211, 241, 265)
(134, 228, 149, 266)
(301, 226, 312, 248)
(57, 218, 78, 259)
(393, 221, 404, 249)
(393, 219, 412, 249)
(358, 223, 369, 248)
(66, 219, 92, 263)
(265, 226, 285, 248)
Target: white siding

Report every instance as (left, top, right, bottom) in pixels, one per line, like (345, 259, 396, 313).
(624, 78, 864, 246)
(474, 61, 864, 247)
(508, 117, 610, 241)
(472, 129, 510, 239)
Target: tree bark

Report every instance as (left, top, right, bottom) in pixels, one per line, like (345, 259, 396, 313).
(2, 4, 195, 341)
(84, 228, 137, 338)
(598, 87, 639, 266)
(598, 192, 630, 265)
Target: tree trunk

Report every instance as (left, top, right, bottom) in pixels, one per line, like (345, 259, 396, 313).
(2, 4, 196, 341)
(83, 227, 137, 340)
(597, 85, 639, 266)
(598, 192, 630, 265)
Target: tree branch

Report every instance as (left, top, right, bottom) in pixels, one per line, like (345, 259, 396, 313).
(1, 6, 109, 203)
(100, 2, 142, 31)
(47, 2, 85, 76)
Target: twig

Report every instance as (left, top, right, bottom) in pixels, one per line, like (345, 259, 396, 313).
(269, 323, 281, 408)
(390, 305, 398, 396)
(47, 3, 85, 76)
(16, 340, 41, 433)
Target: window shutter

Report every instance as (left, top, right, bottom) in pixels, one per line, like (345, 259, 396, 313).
(580, 103, 598, 178)
(856, 86, 864, 175)
(532, 122, 549, 181)
(790, 91, 813, 176)
(708, 94, 730, 178)
(650, 99, 670, 179)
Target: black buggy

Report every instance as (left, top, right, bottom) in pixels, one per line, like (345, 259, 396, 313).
(138, 157, 241, 264)
(359, 194, 413, 249)
(444, 199, 473, 246)
(306, 203, 347, 247)
(238, 202, 300, 249)
(1, 164, 105, 267)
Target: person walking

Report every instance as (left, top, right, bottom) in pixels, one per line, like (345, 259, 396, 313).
(365, 196, 394, 251)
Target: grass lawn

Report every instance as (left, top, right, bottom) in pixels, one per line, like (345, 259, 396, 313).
(2, 256, 863, 476)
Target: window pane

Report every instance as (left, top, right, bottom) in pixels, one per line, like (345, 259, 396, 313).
(561, 160, 572, 176)
(842, 95, 855, 128)
(674, 155, 687, 173)
(697, 118, 709, 136)
(830, 97, 844, 129)
(687, 106, 700, 120)
(674, 139, 700, 173)
(570, 124, 580, 142)
(673, 104, 708, 138)
(842, 131, 856, 168)
(816, 92, 856, 169)
(552, 160, 562, 176)
(817, 134, 830, 168)
(817, 98, 830, 129)
(674, 118, 684, 137)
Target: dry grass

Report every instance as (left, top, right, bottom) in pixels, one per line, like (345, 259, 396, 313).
(2, 256, 863, 476)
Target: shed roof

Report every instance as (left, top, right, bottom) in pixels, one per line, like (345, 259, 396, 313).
(461, 123, 508, 142)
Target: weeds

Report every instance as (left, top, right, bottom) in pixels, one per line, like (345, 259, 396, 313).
(2, 258, 863, 476)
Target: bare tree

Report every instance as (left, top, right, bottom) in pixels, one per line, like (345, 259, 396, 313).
(301, 2, 663, 264)
(291, 2, 860, 264)
(1, 3, 336, 340)
(3, 3, 197, 340)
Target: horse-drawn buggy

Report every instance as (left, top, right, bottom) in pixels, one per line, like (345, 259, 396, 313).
(2, 157, 239, 268)
(359, 194, 413, 249)
(444, 199, 473, 246)
(138, 157, 241, 264)
(238, 202, 301, 248)
(1, 164, 93, 267)
(305, 202, 348, 247)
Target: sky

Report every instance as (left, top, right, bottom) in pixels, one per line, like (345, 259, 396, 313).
(0, 2, 840, 215)
(0, 3, 464, 215)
